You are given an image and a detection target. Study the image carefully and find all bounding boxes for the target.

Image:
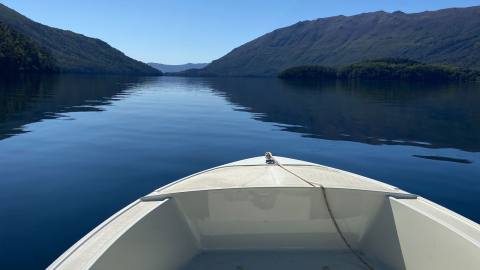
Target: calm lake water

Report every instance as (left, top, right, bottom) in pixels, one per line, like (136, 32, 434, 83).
(1, 75, 479, 269)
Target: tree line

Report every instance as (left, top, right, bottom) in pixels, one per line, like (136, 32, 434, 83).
(278, 58, 480, 81)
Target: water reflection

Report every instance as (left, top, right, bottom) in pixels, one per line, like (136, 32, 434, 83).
(206, 78, 480, 152)
(2, 76, 479, 153)
(0, 74, 151, 140)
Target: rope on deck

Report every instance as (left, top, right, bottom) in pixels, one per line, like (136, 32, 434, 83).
(265, 152, 374, 270)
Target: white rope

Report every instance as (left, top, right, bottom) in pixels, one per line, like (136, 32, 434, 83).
(265, 152, 374, 270)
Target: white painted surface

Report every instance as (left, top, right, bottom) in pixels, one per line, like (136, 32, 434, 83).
(48, 200, 163, 270)
(327, 189, 407, 269)
(49, 199, 199, 270)
(390, 197, 480, 270)
(90, 199, 198, 270)
(173, 188, 345, 250)
(172, 187, 410, 269)
(157, 166, 310, 195)
(183, 250, 366, 270)
(150, 156, 403, 197)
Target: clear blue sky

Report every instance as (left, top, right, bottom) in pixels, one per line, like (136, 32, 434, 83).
(2, 0, 479, 64)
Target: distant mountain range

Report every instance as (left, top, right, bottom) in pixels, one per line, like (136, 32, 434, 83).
(190, 6, 480, 77)
(148, 63, 208, 73)
(0, 4, 159, 75)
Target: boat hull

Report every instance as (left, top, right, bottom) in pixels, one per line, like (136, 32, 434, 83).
(48, 156, 480, 270)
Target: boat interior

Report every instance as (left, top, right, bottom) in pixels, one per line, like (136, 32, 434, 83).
(49, 157, 480, 270)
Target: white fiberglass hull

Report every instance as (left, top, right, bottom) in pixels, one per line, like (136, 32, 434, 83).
(48, 156, 480, 270)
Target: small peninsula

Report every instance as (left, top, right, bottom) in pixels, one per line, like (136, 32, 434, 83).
(279, 59, 480, 81)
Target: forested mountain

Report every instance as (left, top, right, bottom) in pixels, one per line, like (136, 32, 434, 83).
(0, 4, 159, 75)
(197, 6, 480, 77)
(0, 22, 55, 72)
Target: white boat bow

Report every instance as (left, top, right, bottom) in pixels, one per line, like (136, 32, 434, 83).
(48, 154, 480, 270)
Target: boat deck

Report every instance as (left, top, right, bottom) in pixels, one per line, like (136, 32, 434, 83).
(182, 250, 366, 270)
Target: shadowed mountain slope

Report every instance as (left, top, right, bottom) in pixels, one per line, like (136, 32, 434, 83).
(0, 22, 55, 72)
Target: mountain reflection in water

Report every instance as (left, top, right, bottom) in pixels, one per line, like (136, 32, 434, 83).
(0, 74, 152, 140)
(206, 78, 480, 152)
(1, 76, 479, 152)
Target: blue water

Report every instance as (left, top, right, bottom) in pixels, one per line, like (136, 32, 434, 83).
(0, 75, 479, 269)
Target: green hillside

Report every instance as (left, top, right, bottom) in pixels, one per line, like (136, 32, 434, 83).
(199, 6, 480, 77)
(0, 4, 160, 75)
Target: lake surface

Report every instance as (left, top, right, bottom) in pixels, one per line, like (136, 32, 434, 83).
(0, 75, 479, 269)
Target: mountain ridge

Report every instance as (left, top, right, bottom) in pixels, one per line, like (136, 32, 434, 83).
(196, 6, 480, 77)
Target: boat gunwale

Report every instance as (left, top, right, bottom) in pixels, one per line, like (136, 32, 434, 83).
(391, 197, 480, 247)
(142, 186, 411, 202)
(47, 199, 166, 270)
